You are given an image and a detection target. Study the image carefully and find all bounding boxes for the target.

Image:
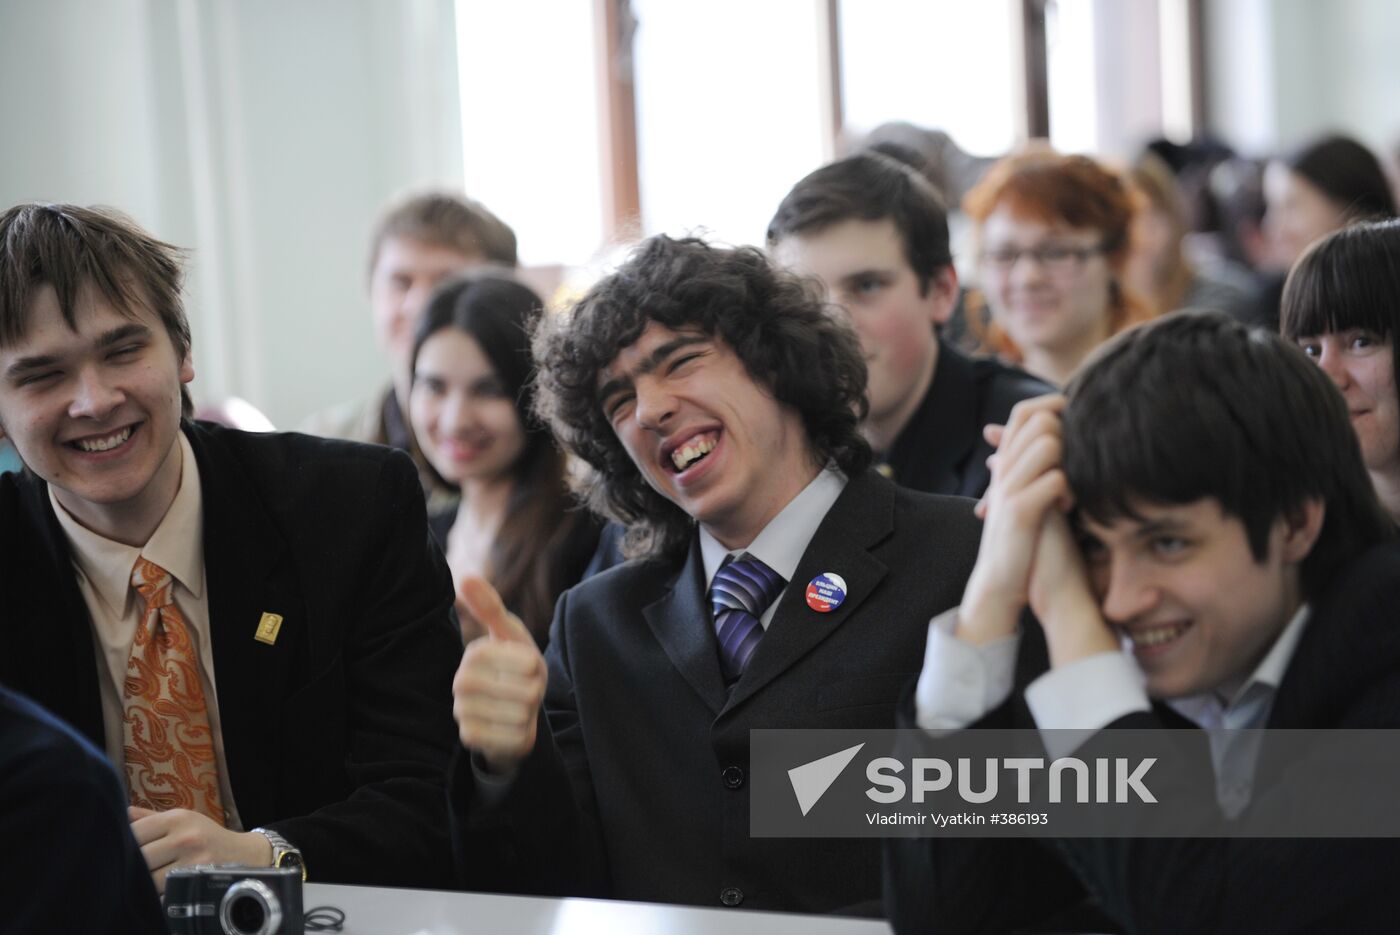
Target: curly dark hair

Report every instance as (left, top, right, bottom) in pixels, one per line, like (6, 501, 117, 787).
(533, 235, 872, 559)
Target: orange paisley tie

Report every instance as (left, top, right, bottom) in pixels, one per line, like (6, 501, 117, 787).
(123, 557, 227, 825)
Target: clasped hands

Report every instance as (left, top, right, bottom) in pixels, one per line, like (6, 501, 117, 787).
(959, 395, 1117, 668)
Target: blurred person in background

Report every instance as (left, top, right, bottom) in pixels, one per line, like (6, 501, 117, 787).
(1238, 135, 1397, 333)
(854, 122, 1001, 352)
(1264, 134, 1397, 273)
(301, 192, 517, 512)
(963, 148, 1151, 387)
(1282, 220, 1400, 524)
(768, 151, 1049, 498)
(1124, 151, 1257, 320)
(409, 273, 600, 645)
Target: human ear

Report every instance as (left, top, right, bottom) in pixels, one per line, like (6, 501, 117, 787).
(1279, 498, 1326, 564)
(926, 265, 959, 327)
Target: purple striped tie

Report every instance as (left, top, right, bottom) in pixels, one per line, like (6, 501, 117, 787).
(710, 553, 785, 681)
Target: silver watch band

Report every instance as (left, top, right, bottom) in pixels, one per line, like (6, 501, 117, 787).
(251, 826, 306, 881)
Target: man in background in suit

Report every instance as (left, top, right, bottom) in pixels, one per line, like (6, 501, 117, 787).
(768, 152, 1049, 498)
(300, 191, 517, 512)
(1, 683, 165, 934)
(886, 311, 1399, 933)
(0, 203, 462, 891)
(449, 235, 982, 913)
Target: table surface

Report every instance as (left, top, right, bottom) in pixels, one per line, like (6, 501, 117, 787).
(302, 883, 894, 935)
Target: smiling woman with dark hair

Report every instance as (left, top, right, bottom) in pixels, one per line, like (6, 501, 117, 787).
(408, 273, 600, 644)
(1282, 219, 1400, 523)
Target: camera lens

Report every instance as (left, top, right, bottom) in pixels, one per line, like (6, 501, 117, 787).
(228, 896, 265, 932)
(219, 879, 283, 935)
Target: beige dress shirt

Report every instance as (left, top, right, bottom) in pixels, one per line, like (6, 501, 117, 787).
(50, 432, 245, 829)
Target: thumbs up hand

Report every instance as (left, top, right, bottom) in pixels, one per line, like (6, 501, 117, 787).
(451, 576, 546, 772)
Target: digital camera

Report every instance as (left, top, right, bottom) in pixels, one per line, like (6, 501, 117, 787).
(164, 865, 304, 935)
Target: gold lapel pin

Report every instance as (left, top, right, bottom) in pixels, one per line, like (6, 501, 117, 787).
(254, 612, 284, 645)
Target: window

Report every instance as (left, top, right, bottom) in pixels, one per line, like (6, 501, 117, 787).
(840, 0, 1020, 156)
(456, 1, 606, 265)
(630, 0, 829, 247)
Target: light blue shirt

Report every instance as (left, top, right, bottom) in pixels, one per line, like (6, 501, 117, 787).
(0, 441, 20, 475)
(916, 602, 1311, 815)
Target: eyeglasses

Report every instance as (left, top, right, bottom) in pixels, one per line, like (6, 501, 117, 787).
(980, 243, 1106, 274)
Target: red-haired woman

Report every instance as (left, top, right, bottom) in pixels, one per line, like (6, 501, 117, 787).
(964, 148, 1150, 386)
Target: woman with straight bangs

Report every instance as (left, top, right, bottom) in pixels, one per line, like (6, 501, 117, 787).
(963, 147, 1151, 386)
(408, 273, 601, 645)
(1282, 220, 1400, 524)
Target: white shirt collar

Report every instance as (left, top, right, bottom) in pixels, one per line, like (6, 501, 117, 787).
(50, 432, 206, 608)
(1166, 602, 1310, 728)
(1242, 601, 1310, 697)
(698, 467, 847, 587)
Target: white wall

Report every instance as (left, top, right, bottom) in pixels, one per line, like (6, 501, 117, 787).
(0, 0, 463, 430)
(1089, 0, 1165, 158)
(1204, 0, 1400, 158)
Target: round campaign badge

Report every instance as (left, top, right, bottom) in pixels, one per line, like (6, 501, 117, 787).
(805, 573, 847, 613)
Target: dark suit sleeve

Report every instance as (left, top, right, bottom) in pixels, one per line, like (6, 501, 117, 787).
(886, 658, 1398, 931)
(883, 680, 1093, 935)
(2, 691, 166, 935)
(449, 585, 608, 896)
(1049, 560, 1400, 934)
(266, 450, 461, 887)
(1047, 712, 1398, 935)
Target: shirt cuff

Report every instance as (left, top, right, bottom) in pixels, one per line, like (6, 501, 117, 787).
(914, 607, 1020, 731)
(1025, 651, 1151, 758)
(470, 751, 518, 808)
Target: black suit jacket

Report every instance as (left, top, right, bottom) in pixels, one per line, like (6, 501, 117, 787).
(0, 422, 462, 887)
(884, 541, 1400, 934)
(452, 470, 981, 912)
(881, 340, 1052, 499)
(0, 684, 165, 935)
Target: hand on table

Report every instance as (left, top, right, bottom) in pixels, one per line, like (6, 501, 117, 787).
(128, 806, 272, 893)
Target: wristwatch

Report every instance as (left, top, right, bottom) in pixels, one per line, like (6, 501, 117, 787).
(252, 827, 307, 882)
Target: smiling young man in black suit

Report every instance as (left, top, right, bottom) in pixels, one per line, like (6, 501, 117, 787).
(886, 311, 1400, 933)
(0, 203, 462, 891)
(768, 152, 1051, 498)
(448, 235, 982, 914)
